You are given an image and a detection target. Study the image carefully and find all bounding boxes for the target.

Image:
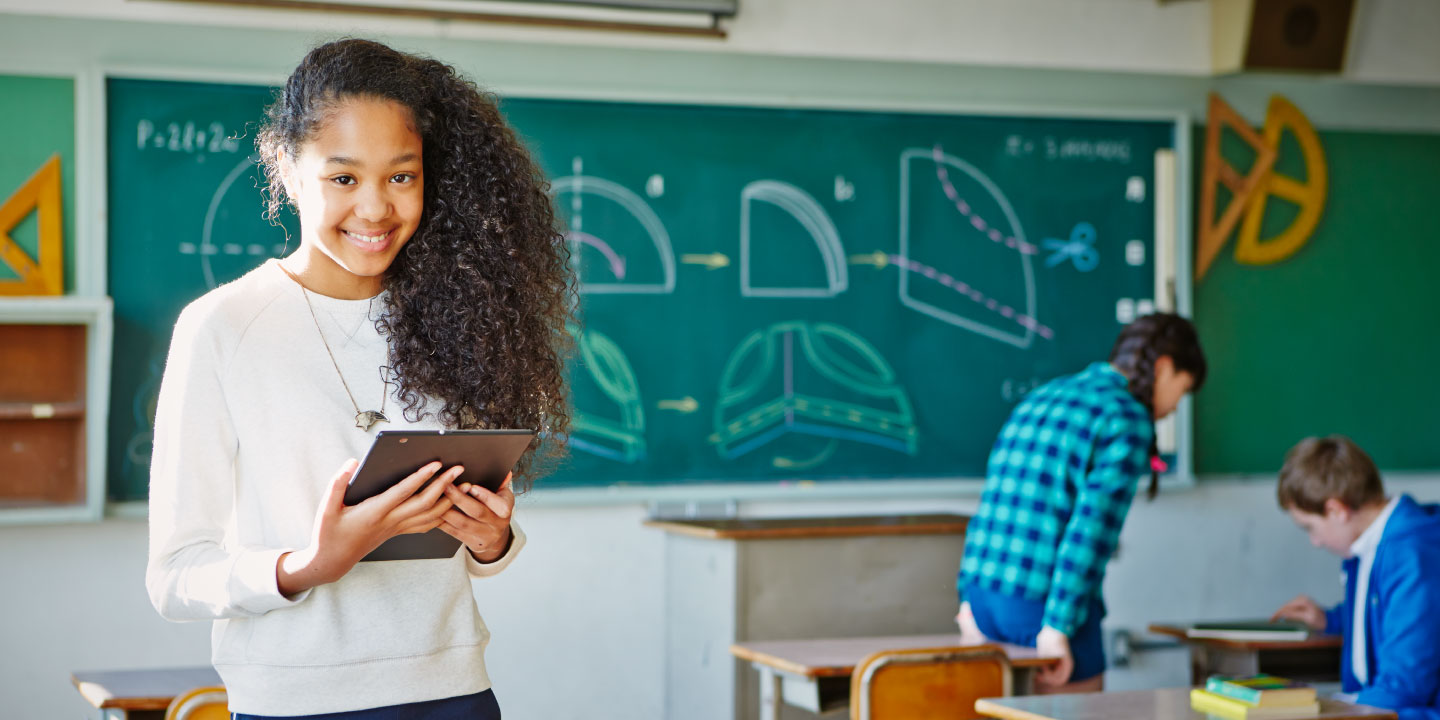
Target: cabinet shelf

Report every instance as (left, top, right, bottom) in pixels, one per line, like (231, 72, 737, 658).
(0, 296, 111, 523)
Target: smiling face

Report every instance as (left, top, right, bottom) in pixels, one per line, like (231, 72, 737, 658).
(283, 96, 424, 298)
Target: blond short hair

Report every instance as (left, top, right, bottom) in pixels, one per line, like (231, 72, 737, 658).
(1276, 435, 1384, 515)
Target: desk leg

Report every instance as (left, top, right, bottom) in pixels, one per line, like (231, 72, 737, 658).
(1013, 667, 1035, 696)
(756, 665, 782, 720)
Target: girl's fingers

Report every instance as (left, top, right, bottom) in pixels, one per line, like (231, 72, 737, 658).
(439, 509, 480, 534)
(1036, 655, 1073, 687)
(375, 461, 444, 508)
(395, 516, 443, 536)
(443, 482, 490, 518)
(466, 481, 514, 520)
(437, 518, 479, 544)
(404, 495, 455, 528)
(394, 465, 462, 516)
(322, 459, 360, 516)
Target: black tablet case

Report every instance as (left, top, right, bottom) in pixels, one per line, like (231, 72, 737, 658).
(343, 429, 533, 561)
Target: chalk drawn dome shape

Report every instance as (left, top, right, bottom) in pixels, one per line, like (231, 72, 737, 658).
(740, 180, 848, 298)
(551, 175, 676, 295)
(898, 148, 1037, 349)
(567, 323, 646, 464)
(201, 154, 294, 289)
(712, 321, 917, 462)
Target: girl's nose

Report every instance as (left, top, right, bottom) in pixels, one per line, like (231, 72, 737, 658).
(354, 185, 391, 222)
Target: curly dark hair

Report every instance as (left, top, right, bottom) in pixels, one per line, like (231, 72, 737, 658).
(256, 38, 573, 489)
(1108, 312, 1206, 500)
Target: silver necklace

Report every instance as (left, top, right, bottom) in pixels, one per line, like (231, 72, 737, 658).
(282, 266, 388, 431)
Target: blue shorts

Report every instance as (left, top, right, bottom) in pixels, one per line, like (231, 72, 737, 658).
(963, 583, 1107, 682)
(233, 689, 500, 720)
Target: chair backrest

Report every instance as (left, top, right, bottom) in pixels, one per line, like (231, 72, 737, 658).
(850, 644, 1011, 720)
(164, 685, 229, 720)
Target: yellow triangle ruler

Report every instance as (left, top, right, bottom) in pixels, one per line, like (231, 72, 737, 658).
(1196, 94, 1277, 280)
(0, 154, 64, 295)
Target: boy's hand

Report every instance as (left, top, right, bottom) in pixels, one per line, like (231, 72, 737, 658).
(1272, 594, 1327, 631)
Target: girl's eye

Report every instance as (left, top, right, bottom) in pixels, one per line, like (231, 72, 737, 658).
(331, 175, 355, 186)
(391, 173, 415, 184)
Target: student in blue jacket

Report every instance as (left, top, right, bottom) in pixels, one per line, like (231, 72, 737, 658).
(1274, 436, 1440, 720)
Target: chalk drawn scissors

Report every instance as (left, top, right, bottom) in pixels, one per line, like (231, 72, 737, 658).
(1043, 222, 1099, 272)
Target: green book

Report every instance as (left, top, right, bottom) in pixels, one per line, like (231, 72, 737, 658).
(1205, 674, 1317, 708)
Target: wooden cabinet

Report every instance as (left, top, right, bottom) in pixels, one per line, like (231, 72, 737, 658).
(0, 297, 111, 522)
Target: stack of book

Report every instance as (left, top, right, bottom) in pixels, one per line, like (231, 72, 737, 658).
(1190, 674, 1320, 719)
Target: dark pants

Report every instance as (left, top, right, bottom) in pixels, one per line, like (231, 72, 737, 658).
(233, 689, 500, 720)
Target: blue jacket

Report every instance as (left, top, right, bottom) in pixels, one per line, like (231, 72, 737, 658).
(1324, 495, 1440, 720)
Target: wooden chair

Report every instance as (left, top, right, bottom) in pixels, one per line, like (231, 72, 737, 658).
(850, 644, 1012, 720)
(164, 685, 228, 720)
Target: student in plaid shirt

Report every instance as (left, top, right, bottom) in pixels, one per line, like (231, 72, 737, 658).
(957, 314, 1207, 692)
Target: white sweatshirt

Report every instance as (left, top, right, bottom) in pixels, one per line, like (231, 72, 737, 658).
(146, 259, 524, 716)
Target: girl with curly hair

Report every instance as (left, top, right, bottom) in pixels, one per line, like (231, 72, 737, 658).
(146, 38, 571, 718)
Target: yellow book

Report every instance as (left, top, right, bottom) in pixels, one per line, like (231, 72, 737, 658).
(1190, 689, 1320, 719)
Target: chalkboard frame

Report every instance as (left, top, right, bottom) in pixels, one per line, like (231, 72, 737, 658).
(91, 67, 1194, 509)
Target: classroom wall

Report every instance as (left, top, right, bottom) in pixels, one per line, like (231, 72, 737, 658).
(3, 5, 1440, 719)
(1, 0, 1438, 85)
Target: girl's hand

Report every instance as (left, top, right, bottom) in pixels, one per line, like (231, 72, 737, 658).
(277, 458, 459, 596)
(438, 473, 515, 563)
(1272, 594, 1327, 631)
(957, 602, 987, 645)
(1034, 626, 1075, 688)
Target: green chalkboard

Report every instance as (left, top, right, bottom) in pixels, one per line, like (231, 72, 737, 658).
(105, 77, 1173, 500)
(0, 74, 75, 291)
(106, 78, 292, 501)
(1194, 128, 1440, 474)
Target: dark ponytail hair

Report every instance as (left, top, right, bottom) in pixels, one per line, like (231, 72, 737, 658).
(1108, 313, 1206, 500)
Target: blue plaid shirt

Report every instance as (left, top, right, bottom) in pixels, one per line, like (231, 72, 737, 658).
(959, 362, 1153, 635)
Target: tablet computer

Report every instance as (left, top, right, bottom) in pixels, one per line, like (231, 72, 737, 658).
(344, 429, 534, 561)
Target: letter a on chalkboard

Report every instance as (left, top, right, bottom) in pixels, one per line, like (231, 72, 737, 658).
(0, 154, 64, 296)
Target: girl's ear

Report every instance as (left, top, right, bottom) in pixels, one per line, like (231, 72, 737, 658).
(276, 148, 298, 201)
(1153, 354, 1175, 382)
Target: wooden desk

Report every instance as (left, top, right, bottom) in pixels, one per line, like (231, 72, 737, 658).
(975, 687, 1395, 720)
(730, 634, 1057, 720)
(1149, 623, 1343, 684)
(649, 513, 970, 720)
(72, 667, 220, 720)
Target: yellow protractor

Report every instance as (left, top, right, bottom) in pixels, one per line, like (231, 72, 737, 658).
(1234, 95, 1328, 266)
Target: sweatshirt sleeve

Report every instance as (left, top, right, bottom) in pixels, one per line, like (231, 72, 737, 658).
(463, 519, 526, 579)
(146, 302, 309, 621)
